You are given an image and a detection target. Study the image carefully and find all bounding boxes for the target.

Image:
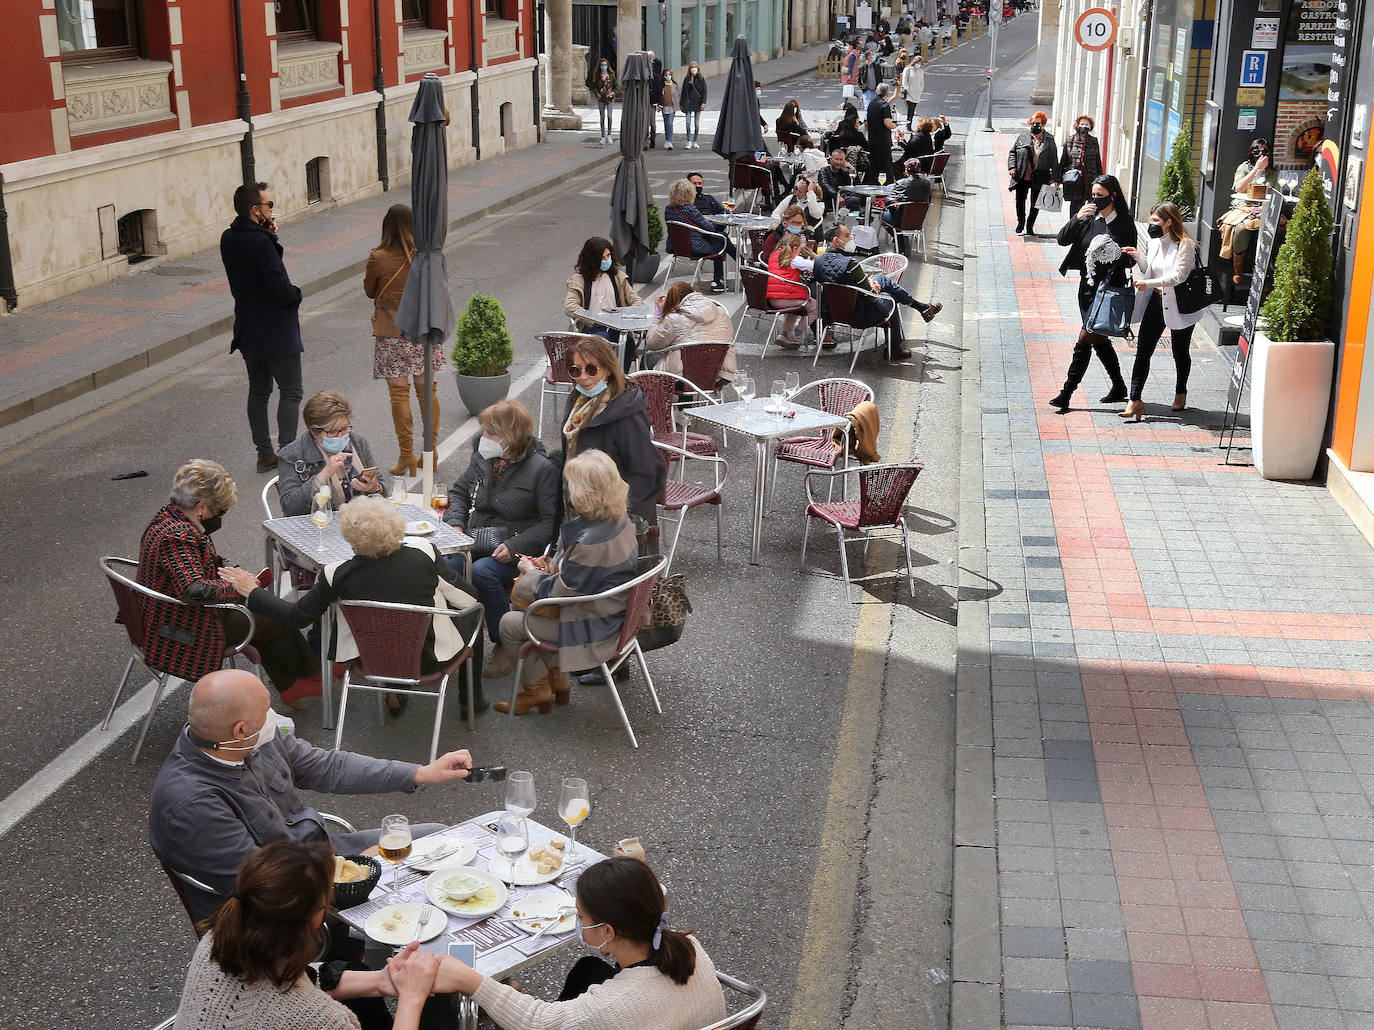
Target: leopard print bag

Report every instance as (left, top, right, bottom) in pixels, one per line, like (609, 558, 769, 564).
(638, 573, 691, 652)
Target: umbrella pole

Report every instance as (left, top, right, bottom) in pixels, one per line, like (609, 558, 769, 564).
(422, 337, 436, 505)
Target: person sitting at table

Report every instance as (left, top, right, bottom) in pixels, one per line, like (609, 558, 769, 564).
(900, 115, 951, 172)
(771, 175, 825, 229)
(812, 220, 942, 360)
(664, 179, 737, 294)
(440, 400, 559, 680)
(435, 856, 728, 1030)
(795, 134, 828, 176)
(222, 495, 487, 716)
(776, 99, 808, 152)
(148, 666, 474, 923)
(1218, 138, 1281, 283)
(139, 459, 318, 709)
(818, 148, 859, 215)
(825, 108, 868, 156)
(767, 228, 819, 350)
(686, 171, 726, 217)
(559, 338, 666, 562)
(564, 236, 643, 368)
(881, 158, 934, 251)
(277, 391, 389, 516)
(173, 839, 444, 1030)
(496, 450, 639, 714)
(643, 281, 737, 384)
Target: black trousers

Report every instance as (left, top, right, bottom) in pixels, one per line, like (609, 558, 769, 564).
(242, 352, 303, 460)
(1130, 291, 1194, 401)
(1012, 179, 1041, 232)
(1058, 281, 1126, 396)
(221, 610, 316, 691)
(903, 100, 916, 127)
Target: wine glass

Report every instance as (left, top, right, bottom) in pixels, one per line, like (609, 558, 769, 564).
(878, 172, 888, 187)
(505, 771, 536, 818)
(310, 491, 331, 554)
(784, 370, 801, 396)
(430, 493, 450, 519)
(559, 777, 591, 865)
(770, 379, 786, 412)
(378, 814, 412, 892)
(736, 374, 755, 408)
(723, 197, 737, 214)
(388, 474, 408, 507)
(496, 813, 529, 891)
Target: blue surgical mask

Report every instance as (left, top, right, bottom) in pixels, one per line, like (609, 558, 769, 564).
(786, 225, 805, 236)
(600, 257, 613, 272)
(319, 434, 351, 454)
(576, 380, 609, 398)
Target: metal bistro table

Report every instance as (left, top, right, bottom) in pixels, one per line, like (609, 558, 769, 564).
(684, 399, 848, 565)
(572, 305, 658, 368)
(338, 813, 608, 1018)
(842, 183, 895, 225)
(716, 211, 775, 265)
(262, 503, 474, 729)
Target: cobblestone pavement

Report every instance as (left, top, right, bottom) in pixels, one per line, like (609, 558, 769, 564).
(960, 124, 1374, 1030)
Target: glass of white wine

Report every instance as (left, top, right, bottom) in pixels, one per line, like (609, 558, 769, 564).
(496, 813, 529, 892)
(784, 370, 801, 396)
(310, 490, 332, 554)
(388, 474, 408, 507)
(378, 813, 412, 892)
(559, 777, 590, 865)
(878, 172, 888, 187)
(770, 379, 786, 412)
(736, 374, 755, 409)
(505, 771, 536, 818)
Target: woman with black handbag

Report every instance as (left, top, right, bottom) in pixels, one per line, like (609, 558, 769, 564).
(1049, 174, 1135, 413)
(1117, 202, 1205, 419)
(1056, 115, 1103, 219)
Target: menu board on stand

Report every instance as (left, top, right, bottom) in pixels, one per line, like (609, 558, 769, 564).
(1221, 193, 1284, 461)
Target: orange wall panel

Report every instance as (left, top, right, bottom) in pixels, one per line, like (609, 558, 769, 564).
(1332, 163, 1374, 465)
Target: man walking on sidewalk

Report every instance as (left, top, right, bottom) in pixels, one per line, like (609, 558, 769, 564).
(221, 183, 304, 473)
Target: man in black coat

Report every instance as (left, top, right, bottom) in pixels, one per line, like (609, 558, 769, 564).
(646, 51, 664, 150)
(220, 182, 304, 472)
(865, 83, 896, 185)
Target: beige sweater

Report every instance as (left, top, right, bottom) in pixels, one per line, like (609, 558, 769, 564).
(174, 934, 361, 1030)
(472, 937, 727, 1030)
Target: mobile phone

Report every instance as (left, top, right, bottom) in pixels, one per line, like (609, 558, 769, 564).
(467, 765, 508, 784)
(360, 466, 378, 477)
(447, 942, 476, 966)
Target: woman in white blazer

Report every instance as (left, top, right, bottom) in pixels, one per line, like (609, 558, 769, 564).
(899, 55, 925, 130)
(1118, 202, 1205, 419)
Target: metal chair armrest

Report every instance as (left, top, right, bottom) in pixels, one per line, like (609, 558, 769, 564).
(319, 812, 358, 834)
(166, 864, 220, 897)
(696, 226, 730, 250)
(519, 557, 669, 645)
(653, 440, 729, 489)
(206, 602, 256, 655)
(633, 365, 724, 408)
(336, 598, 486, 653)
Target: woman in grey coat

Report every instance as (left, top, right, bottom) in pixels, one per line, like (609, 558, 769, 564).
(1007, 110, 1059, 237)
(276, 390, 388, 515)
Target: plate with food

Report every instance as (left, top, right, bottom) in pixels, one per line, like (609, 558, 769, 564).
(405, 520, 437, 535)
(425, 864, 507, 917)
(490, 839, 567, 886)
(506, 890, 576, 936)
(365, 903, 448, 946)
(408, 836, 477, 872)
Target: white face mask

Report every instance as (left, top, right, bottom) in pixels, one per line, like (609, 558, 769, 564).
(840, 239, 856, 254)
(217, 709, 279, 753)
(579, 917, 611, 960)
(478, 436, 504, 460)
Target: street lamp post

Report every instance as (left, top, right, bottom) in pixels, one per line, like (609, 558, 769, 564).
(983, 5, 999, 132)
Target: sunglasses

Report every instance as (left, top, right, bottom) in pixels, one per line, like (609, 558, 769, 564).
(257, 200, 275, 210)
(568, 363, 601, 378)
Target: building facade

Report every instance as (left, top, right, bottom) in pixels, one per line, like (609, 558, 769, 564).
(0, 0, 539, 309)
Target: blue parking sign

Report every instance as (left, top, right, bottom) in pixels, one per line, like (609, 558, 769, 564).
(1240, 50, 1267, 87)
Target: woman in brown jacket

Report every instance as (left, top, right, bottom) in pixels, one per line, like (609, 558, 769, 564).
(364, 204, 442, 475)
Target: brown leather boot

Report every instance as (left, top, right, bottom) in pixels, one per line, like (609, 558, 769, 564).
(493, 674, 554, 715)
(549, 669, 571, 705)
(387, 381, 417, 475)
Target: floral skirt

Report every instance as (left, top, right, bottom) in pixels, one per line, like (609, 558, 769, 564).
(373, 335, 446, 380)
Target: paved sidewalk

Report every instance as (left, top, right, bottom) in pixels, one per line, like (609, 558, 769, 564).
(956, 123, 1374, 1030)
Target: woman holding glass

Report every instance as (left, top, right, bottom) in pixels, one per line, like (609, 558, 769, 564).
(276, 391, 389, 516)
(432, 857, 728, 1030)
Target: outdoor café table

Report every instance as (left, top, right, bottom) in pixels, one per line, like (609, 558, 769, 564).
(262, 504, 474, 729)
(716, 211, 775, 264)
(683, 399, 848, 565)
(572, 305, 657, 366)
(337, 813, 607, 989)
(842, 183, 895, 224)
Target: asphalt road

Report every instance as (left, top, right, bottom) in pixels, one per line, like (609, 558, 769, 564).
(0, 14, 1037, 1028)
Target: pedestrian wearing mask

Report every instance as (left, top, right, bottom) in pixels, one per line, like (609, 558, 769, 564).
(1007, 110, 1058, 237)
(1056, 114, 1103, 215)
(590, 57, 618, 144)
(899, 54, 924, 130)
(660, 69, 677, 149)
(681, 63, 707, 148)
(1049, 174, 1135, 412)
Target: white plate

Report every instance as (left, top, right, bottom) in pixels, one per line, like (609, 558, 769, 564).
(489, 849, 565, 886)
(425, 864, 508, 917)
(405, 520, 436, 535)
(506, 890, 576, 935)
(764, 404, 788, 414)
(365, 903, 447, 946)
(408, 837, 477, 872)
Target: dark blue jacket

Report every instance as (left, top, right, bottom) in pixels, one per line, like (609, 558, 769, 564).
(219, 216, 303, 357)
(664, 204, 726, 257)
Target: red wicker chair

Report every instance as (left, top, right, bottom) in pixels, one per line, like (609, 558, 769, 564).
(814, 281, 897, 373)
(737, 264, 810, 357)
(801, 462, 924, 602)
(630, 369, 720, 459)
(768, 377, 875, 511)
(927, 151, 951, 196)
(665, 221, 734, 289)
(879, 200, 930, 260)
(654, 440, 727, 572)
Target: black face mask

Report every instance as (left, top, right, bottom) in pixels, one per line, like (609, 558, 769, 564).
(1092, 195, 1111, 211)
(1147, 222, 1164, 239)
(1250, 148, 1267, 160)
(200, 513, 223, 535)
(1030, 123, 1043, 135)
(1077, 125, 1090, 135)
(695, 187, 703, 200)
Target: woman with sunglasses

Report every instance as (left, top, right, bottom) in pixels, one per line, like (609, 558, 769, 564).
(430, 857, 727, 1029)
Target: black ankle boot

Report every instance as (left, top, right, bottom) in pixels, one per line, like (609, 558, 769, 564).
(1099, 385, 1128, 404)
(1049, 390, 1072, 412)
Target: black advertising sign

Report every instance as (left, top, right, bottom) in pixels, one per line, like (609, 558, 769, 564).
(1286, 0, 1337, 43)
(1325, 0, 1362, 212)
(1228, 194, 1284, 407)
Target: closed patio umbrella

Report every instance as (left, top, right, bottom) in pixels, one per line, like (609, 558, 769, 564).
(610, 52, 652, 270)
(711, 34, 766, 187)
(395, 72, 452, 502)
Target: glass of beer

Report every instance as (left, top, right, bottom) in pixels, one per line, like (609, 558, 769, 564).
(310, 492, 331, 554)
(378, 813, 412, 891)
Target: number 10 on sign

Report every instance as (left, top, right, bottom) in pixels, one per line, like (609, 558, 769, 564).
(1075, 7, 1117, 51)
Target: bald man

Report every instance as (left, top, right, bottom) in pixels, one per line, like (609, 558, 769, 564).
(149, 669, 472, 922)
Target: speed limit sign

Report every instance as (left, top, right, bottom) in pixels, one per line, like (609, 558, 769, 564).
(1075, 7, 1117, 51)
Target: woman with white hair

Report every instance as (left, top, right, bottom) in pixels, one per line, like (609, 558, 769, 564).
(222, 496, 487, 714)
(663, 179, 736, 294)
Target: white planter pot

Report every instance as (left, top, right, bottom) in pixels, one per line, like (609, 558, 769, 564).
(1250, 332, 1335, 481)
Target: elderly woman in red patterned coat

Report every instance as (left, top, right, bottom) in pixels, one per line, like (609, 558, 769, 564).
(137, 459, 318, 706)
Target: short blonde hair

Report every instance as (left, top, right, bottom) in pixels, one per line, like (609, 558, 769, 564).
(338, 496, 405, 558)
(564, 450, 628, 522)
(478, 400, 534, 456)
(171, 459, 238, 512)
(303, 391, 353, 433)
(667, 179, 697, 206)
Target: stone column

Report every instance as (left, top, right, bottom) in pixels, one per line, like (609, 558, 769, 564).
(543, 0, 580, 128)
(617, 0, 641, 78)
(791, 0, 807, 51)
(1029, 0, 1061, 105)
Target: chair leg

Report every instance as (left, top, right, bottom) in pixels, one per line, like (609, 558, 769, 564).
(465, 659, 475, 732)
(767, 452, 778, 513)
(801, 513, 811, 567)
(104, 654, 137, 729)
(715, 500, 723, 560)
(634, 641, 662, 713)
(900, 516, 916, 598)
(812, 320, 825, 367)
(835, 524, 854, 603)
(335, 671, 351, 752)
(508, 657, 524, 720)
(430, 674, 448, 764)
(602, 663, 639, 748)
(130, 672, 169, 764)
(537, 386, 547, 439)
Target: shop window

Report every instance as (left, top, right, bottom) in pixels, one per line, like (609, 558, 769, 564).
(306, 157, 329, 204)
(56, 0, 140, 60)
(402, 0, 431, 26)
(484, 0, 503, 15)
(275, 0, 322, 41)
(116, 209, 154, 263)
(680, 8, 694, 67)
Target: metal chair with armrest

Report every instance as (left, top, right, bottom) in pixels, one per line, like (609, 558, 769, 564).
(654, 440, 727, 573)
(813, 281, 898, 373)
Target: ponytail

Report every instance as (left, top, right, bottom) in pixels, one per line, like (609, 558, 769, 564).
(652, 927, 697, 985)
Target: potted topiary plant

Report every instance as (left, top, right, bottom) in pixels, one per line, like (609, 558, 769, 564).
(1156, 119, 1196, 218)
(450, 293, 515, 417)
(1250, 167, 1336, 480)
(629, 202, 665, 284)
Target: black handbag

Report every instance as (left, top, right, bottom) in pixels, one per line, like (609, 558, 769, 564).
(1173, 265, 1222, 314)
(469, 525, 507, 559)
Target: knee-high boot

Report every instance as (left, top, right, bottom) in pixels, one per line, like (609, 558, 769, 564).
(414, 380, 440, 471)
(386, 381, 417, 475)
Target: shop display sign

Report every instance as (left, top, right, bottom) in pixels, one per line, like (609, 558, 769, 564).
(1239, 51, 1268, 87)
(1236, 87, 1267, 105)
(1236, 194, 1285, 365)
(1237, 108, 1258, 131)
(1252, 17, 1280, 48)
(1286, 0, 1337, 44)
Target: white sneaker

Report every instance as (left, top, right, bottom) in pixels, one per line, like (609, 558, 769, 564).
(665, 141, 674, 149)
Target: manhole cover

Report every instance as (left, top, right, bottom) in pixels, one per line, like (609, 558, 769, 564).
(154, 264, 210, 276)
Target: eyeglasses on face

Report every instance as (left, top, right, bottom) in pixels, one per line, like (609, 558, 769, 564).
(316, 422, 353, 437)
(568, 363, 601, 378)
